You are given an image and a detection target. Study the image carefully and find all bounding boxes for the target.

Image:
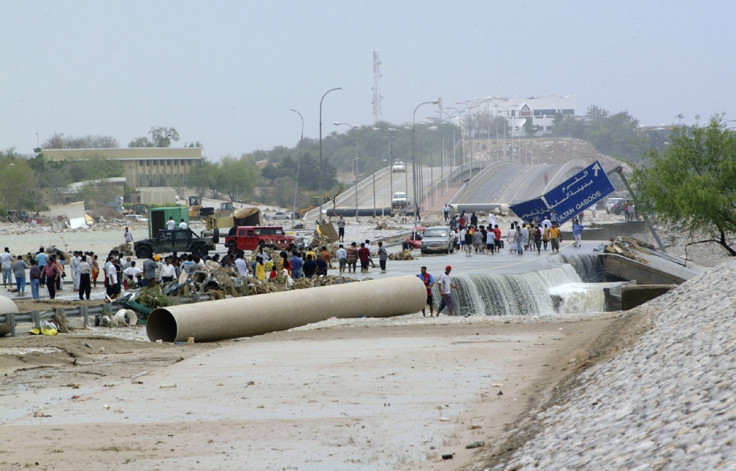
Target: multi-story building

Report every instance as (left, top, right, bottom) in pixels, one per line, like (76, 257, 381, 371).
(500, 95, 576, 136)
(41, 147, 203, 187)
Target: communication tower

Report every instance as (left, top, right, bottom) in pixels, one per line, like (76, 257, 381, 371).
(372, 51, 383, 123)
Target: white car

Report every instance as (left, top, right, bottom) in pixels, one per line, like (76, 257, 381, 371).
(392, 161, 407, 172)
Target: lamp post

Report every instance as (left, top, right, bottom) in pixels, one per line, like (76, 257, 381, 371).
(412, 99, 440, 222)
(335, 122, 360, 220)
(487, 96, 506, 162)
(373, 127, 396, 208)
(289, 108, 304, 227)
(318, 87, 342, 224)
(352, 138, 359, 220)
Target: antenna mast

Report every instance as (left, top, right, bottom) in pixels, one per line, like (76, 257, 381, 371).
(372, 51, 383, 123)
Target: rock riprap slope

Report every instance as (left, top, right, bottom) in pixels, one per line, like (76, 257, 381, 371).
(487, 259, 735, 470)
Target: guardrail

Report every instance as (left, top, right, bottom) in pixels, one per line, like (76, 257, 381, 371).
(0, 294, 211, 337)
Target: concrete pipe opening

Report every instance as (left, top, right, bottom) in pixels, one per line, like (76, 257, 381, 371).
(146, 276, 427, 343)
(147, 308, 178, 342)
(0, 295, 19, 337)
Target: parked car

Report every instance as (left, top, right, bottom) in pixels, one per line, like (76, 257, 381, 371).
(134, 229, 215, 259)
(605, 197, 625, 214)
(421, 226, 454, 254)
(224, 226, 296, 252)
(391, 161, 407, 172)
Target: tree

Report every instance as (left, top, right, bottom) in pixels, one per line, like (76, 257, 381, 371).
(632, 116, 736, 256)
(129, 127, 180, 147)
(188, 160, 218, 197)
(214, 155, 260, 201)
(0, 150, 37, 215)
(42, 133, 119, 149)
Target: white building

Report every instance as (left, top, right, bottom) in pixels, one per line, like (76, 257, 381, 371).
(476, 95, 576, 137)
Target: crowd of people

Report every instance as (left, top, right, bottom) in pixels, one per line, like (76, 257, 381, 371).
(442, 209, 579, 256)
(2, 204, 588, 311)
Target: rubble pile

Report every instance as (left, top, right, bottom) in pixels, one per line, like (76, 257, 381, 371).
(112, 243, 135, 257)
(604, 235, 653, 263)
(389, 249, 415, 261)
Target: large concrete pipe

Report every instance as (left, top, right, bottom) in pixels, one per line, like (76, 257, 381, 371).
(147, 275, 427, 343)
(0, 295, 20, 336)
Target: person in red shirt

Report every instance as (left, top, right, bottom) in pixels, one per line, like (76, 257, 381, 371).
(416, 266, 435, 317)
(358, 243, 371, 272)
(493, 224, 502, 250)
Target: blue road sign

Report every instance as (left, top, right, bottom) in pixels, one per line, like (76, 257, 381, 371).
(542, 161, 615, 224)
(509, 198, 548, 223)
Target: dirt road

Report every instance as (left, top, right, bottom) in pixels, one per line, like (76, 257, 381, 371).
(0, 313, 617, 470)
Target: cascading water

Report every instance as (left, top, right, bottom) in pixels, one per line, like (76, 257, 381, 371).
(439, 255, 611, 316)
(560, 253, 607, 282)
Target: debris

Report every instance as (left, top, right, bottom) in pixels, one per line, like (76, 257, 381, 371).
(388, 249, 415, 261)
(465, 441, 484, 449)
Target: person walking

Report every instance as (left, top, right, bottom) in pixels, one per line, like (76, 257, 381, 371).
(29, 259, 42, 300)
(71, 251, 81, 292)
(442, 204, 450, 222)
(12, 255, 27, 296)
(105, 257, 120, 300)
(1, 247, 14, 289)
(55, 254, 66, 291)
(520, 223, 528, 255)
(572, 218, 584, 248)
(473, 227, 484, 253)
(533, 224, 543, 254)
(123, 227, 134, 247)
(337, 216, 346, 242)
(42, 254, 60, 299)
(289, 251, 304, 279)
(416, 266, 435, 317)
(437, 265, 461, 316)
(319, 246, 333, 269)
(358, 243, 371, 272)
(543, 224, 551, 251)
(550, 223, 561, 253)
(507, 223, 517, 254)
(464, 227, 474, 255)
(493, 224, 502, 251)
(487, 227, 496, 254)
(143, 253, 158, 287)
(336, 244, 347, 275)
(78, 255, 92, 300)
(377, 241, 388, 272)
(346, 242, 358, 273)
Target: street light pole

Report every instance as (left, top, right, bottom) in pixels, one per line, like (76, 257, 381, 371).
(353, 138, 359, 220)
(318, 87, 342, 225)
(289, 108, 304, 227)
(413, 99, 440, 222)
(372, 127, 396, 210)
(335, 122, 360, 219)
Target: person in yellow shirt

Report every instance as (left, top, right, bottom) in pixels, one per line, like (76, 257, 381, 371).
(255, 256, 267, 280)
(549, 224, 561, 253)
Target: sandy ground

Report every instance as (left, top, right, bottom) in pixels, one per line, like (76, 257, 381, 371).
(0, 313, 617, 470)
(0, 205, 729, 470)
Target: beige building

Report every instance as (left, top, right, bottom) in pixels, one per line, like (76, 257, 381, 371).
(42, 147, 203, 187)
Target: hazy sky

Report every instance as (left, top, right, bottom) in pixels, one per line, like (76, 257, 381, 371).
(2, 1, 734, 159)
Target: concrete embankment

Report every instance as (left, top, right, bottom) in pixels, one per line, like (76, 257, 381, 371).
(474, 258, 736, 470)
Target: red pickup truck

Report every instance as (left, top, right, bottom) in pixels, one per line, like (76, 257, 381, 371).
(224, 226, 296, 251)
